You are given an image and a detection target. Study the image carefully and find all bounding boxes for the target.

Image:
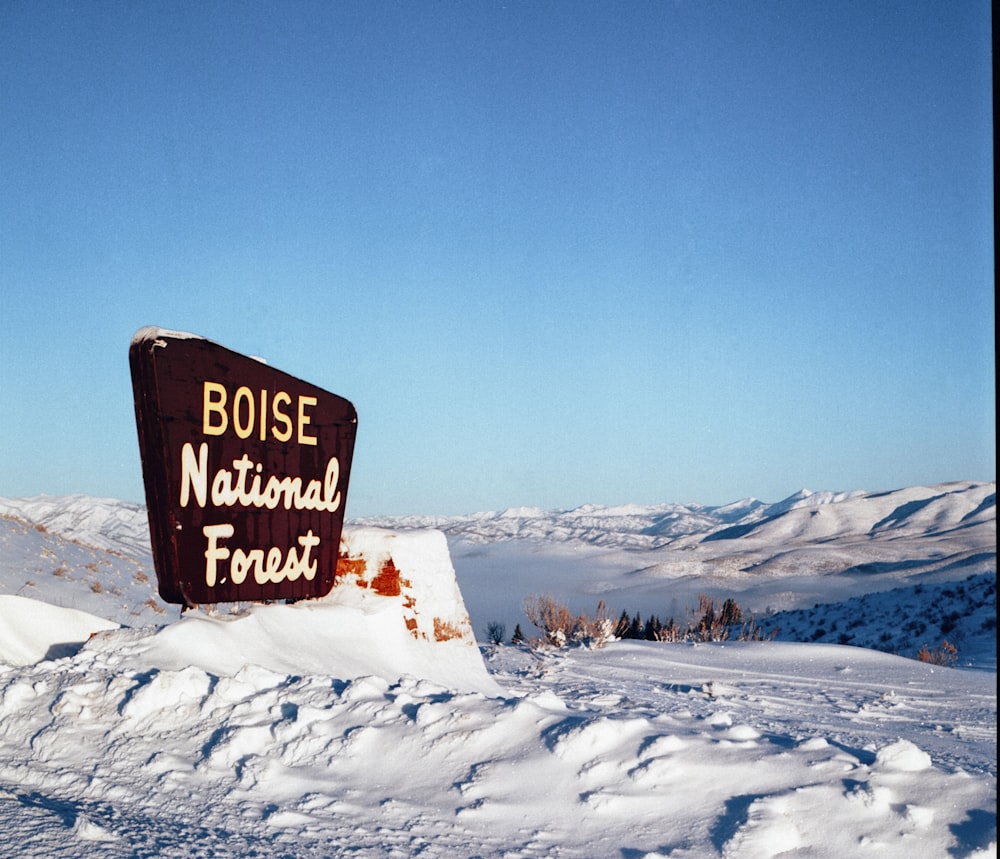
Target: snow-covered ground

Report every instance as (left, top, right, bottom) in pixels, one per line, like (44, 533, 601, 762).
(0, 483, 995, 857)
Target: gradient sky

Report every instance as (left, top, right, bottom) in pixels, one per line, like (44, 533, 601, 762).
(1, 1, 994, 517)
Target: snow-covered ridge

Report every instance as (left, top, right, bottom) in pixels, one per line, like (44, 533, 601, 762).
(0, 507, 165, 625)
(2, 481, 992, 558)
(0, 493, 152, 559)
(356, 481, 995, 549)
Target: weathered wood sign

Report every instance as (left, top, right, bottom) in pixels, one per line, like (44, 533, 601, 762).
(129, 327, 357, 606)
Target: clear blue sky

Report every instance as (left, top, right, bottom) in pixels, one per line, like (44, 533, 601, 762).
(1, 1, 994, 516)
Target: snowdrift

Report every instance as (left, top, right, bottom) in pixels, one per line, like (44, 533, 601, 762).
(0, 595, 118, 667)
(0, 629, 994, 857)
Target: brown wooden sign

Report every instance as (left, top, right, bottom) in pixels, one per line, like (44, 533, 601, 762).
(129, 327, 357, 606)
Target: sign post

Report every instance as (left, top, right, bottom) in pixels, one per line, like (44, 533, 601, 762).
(129, 327, 357, 606)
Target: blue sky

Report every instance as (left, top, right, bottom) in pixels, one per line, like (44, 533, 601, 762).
(1, 1, 994, 517)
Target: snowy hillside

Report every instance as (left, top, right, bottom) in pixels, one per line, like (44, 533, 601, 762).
(0, 505, 167, 625)
(766, 572, 996, 667)
(0, 484, 995, 856)
(0, 494, 152, 558)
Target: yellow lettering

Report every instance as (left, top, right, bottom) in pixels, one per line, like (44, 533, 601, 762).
(179, 442, 208, 508)
(272, 391, 293, 442)
(230, 548, 254, 585)
(199, 384, 321, 443)
(232, 386, 254, 439)
(298, 395, 318, 445)
(203, 523, 234, 587)
(324, 456, 341, 512)
(203, 382, 228, 436)
(213, 530, 321, 586)
(195, 456, 342, 512)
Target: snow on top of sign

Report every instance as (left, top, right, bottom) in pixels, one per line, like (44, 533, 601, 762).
(131, 327, 274, 370)
(131, 325, 204, 344)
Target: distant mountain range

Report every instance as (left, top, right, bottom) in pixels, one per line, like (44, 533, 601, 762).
(354, 481, 994, 551)
(2, 481, 993, 558)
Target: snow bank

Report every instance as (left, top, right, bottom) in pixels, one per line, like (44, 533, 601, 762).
(0, 635, 993, 857)
(4, 525, 501, 695)
(0, 595, 119, 666)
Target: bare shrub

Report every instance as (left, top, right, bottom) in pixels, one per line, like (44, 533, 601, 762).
(524, 594, 575, 647)
(486, 621, 506, 646)
(689, 595, 767, 642)
(736, 617, 777, 641)
(574, 600, 616, 648)
(693, 595, 731, 642)
(524, 596, 617, 649)
(719, 597, 743, 627)
(653, 617, 683, 642)
(917, 640, 958, 667)
(526, 593, 772, 648)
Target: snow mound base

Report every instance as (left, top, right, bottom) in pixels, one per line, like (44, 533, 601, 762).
(89, 525, 500, 696)
(3, 526, 499, 696)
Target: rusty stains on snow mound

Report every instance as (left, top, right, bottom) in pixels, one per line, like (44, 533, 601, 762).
(335, 527, 477, 646)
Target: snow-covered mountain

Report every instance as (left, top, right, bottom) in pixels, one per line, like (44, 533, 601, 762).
(0, 484, 995, 856)
(355, 481, 994, 549)
(0, 494, 152, 558)
(2, 480, 992, 562)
